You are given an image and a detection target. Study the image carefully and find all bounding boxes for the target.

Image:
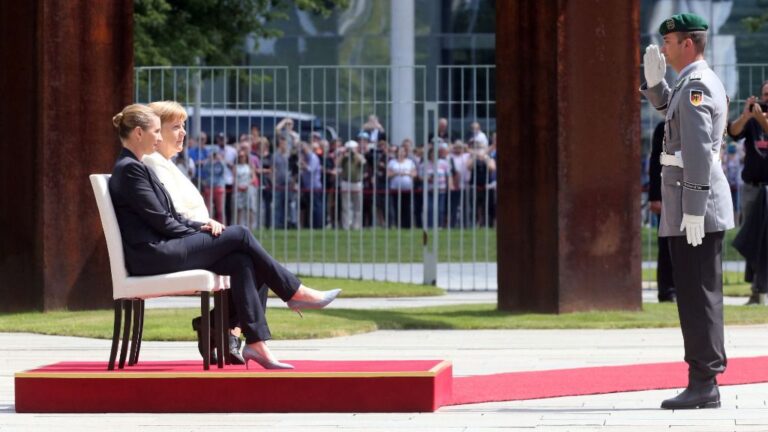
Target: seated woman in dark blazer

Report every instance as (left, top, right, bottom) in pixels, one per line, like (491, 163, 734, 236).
(109, 104, 340, 369)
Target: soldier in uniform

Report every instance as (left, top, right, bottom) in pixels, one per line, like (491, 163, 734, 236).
(640, 13, 734, 410)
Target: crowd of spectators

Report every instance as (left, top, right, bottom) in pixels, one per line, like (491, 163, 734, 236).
(180, 117, 498, 230)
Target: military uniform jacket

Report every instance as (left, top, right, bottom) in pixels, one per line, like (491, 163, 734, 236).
(641, 60, 734, 237)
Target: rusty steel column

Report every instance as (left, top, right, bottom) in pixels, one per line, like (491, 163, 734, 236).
(496, 0, 641, 312)
(0, 1, 133, 311)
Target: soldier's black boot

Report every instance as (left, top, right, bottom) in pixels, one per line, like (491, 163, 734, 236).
(661, 379, 720, 410)
(745, 293, 759, 305)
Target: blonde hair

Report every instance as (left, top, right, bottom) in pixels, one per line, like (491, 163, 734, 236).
(112, 104, 158, 140)
(148, 100, 188, 124)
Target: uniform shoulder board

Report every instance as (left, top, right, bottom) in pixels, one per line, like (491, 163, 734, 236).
(689, 72, 702, 81)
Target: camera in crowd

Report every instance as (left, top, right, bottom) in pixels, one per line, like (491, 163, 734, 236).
(748, 101, 768, 112)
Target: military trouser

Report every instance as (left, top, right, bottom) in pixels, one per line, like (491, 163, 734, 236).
(668, 231, 727, 384)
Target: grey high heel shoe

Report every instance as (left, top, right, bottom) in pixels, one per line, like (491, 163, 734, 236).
(242, 345, 294, 370)
(286, 288, 342, 317)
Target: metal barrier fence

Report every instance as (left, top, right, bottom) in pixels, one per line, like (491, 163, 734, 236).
(136, 63, 766, 292)
(135, 65, 497, 291)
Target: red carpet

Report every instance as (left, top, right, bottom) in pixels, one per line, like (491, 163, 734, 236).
(449, 355, 768, 405)
(15, 356, 768, 412)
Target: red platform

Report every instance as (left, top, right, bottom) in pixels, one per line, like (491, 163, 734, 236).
(15, 360, 452, 413)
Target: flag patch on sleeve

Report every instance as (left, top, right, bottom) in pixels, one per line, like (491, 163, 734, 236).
(690, 90, 703, 106)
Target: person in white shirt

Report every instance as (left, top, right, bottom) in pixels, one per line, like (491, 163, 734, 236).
(145, 101, 242, 365)
(448, 140, 471, 227)
(144, 151, 210, 223)
(469, 121, 489, 147)
(387, 146, 417, 228)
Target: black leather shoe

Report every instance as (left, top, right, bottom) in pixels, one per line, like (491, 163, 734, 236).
(658, 294, 676, 303)
(661, 383, 720, 409)
(227, 334, 245, 365)
(191, 316, 218, 364)
(745, 294, 759, 305)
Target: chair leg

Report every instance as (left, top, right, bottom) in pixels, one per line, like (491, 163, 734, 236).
(108, 300, 122, 371)
(118, 300, 133, 369)
(128, 299, 141, 366)
(201, 292, 210, 370)
(213, 291, 225, 368)
(221, 291, 231, 365)
(133, 300, 145, 365)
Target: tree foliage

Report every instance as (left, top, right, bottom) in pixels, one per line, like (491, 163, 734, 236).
(134, 0, 349, 66)
(742, 14, 768, 32)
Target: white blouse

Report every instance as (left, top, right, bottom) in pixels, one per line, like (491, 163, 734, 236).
(143, 152, 210, 223)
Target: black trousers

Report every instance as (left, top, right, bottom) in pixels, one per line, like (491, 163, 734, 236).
(657, 235, 676, 300)
(667, 231, 727, 384)
(126, 225, 300, 344)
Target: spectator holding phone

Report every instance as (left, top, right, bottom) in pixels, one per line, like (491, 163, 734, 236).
(728, 81, 768, 305)
(337, 140, 366, 229)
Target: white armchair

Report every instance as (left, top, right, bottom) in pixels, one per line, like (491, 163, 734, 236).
(89, 174, 230, 371)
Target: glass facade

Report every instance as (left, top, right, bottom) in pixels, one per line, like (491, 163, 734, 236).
(245, 0, 495, 69)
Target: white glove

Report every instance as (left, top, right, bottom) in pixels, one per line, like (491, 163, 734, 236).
(680, 214, 705, 247)
(643, 44, 666, 88)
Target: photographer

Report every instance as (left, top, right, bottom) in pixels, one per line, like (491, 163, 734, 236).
(362, 114, 386, 144)
(299, 141, 324, 228)
(387, 145, 417, 228)
(276, 117, 300, 153)
(336, 140, 366, 229)
(728, 82, 768, 305)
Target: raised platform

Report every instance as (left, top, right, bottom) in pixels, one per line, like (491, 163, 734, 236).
(15, 360, 452, 413)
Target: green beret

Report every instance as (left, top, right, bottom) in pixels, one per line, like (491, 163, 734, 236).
(659, 13, 709, 35)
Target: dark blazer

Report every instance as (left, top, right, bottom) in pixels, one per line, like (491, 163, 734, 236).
(109, 148, 203, 273)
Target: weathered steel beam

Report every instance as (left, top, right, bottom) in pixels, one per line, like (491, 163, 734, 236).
(496, 0, 642, 312)
(0, 0, 133, 311)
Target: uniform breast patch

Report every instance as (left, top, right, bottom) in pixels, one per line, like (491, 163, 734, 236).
(690, 90, 703, 106)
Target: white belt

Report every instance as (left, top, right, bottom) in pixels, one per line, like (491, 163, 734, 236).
(660, 152, 720, 168)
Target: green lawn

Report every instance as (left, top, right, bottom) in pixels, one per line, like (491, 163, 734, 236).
(0, 307, 369, 341)
(724, 284, 752, 297)
(252, 228, 497, 263)
(250, 226, 746, 269)
(641, 226, 747, 285)
(642, 268, 751, 297)
(2, 303, 767, 341)
(640, 226, 743, 262)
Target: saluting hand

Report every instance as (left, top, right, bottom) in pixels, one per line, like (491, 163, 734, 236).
(643, 44, 666, 88)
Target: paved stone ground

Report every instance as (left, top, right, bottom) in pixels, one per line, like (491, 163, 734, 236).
(2, 325, 768, 431)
